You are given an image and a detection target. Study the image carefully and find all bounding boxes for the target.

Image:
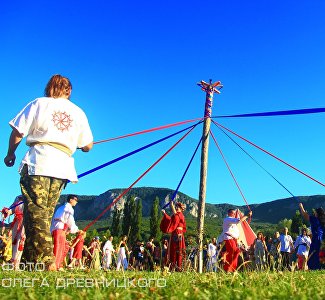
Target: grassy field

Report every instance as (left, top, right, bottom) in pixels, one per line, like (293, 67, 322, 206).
(0, 269, 325, 300)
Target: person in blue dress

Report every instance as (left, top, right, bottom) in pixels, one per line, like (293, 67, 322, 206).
(299, 202, 325, 270)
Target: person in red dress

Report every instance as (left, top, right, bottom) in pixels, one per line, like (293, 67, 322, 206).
(160, 201, 187, 271)
(68, 231, 86, 269)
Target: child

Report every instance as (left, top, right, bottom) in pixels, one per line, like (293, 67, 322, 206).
(68, 231, 86, 269)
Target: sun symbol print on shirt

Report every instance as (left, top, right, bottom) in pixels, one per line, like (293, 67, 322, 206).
(52, 111, 73, 132)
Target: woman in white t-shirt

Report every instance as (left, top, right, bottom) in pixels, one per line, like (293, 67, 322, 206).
(4, 74, 93, 270)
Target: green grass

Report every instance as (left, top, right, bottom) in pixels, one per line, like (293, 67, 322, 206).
(0, 269, 325, 299)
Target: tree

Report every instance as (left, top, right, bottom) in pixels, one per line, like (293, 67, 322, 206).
(103, 228, 111, 240)
(85, 228, 99, 244)
(131, 198, 142, 244)
(122, 195, 136, 237)
(291, 210, 304, 236)
(150, 196, 161, 240)
(277, 218, 293, 232)
(111, 207, 122, 237)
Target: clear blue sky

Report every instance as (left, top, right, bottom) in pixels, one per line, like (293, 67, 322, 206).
(1, 1, 325, 211)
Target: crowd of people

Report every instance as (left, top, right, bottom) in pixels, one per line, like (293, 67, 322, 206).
(1, 199, 324, 273)
(201, 226, 312, 272)
(201, 205, 325, 273)
(0, 229, 166, 272)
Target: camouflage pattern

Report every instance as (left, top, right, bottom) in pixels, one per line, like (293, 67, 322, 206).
(19, 165, 66, 265)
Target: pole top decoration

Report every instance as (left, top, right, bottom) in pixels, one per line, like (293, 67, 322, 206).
(197, 79, 223, 118)
(197, 79, 223, 94)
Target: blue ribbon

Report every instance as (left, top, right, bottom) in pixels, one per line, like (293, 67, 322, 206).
(212, 107, 325, 119)
(8, 201, 24, 210)
(77, 121, 203, 179)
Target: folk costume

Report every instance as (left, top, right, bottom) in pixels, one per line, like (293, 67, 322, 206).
(89, 238, 101, 270)
(102, 239, 115, 270)
(221, 216, 242, 272)
(68, 231, 86, 269)
(294, 233, 311, 270)
(8, 94, 93, 265)
(116, 243, 128, 271)
(72, 233, 85, 260)
(221, 209, 253, 272)
(160, 202, 187, 271)
(50, 201, 79, 270)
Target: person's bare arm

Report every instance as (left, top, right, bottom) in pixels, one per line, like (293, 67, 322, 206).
(170, 201, 177, 215)
(4, 128, 23, 167)
(71, 238, 80, 249)
(239, 210, 253, 223)
(299, 203, 309, 221)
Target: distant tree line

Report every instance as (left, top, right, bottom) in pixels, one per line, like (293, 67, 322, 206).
(110, 195, 162, 243)
(80, 195, 310, 245)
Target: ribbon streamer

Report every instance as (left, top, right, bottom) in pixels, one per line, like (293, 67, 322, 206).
(212, 107, 325, 119)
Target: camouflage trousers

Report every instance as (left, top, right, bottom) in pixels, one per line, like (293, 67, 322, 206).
(20, 165, 66, 265)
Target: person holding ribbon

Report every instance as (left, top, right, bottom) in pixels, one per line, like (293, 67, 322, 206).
(299, 202, 325, 270)
(221, 208, 253, 272)
(160, 201, 187, 271)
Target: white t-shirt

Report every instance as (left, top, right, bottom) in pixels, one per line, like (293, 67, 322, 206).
(279, 234, 293, 253)
(207, 243, 218, 265)
(50, 202, 78, 234)
(222, 217, 240, 240)
(10, 97, 93, 182)
(208, 243, 217, 257)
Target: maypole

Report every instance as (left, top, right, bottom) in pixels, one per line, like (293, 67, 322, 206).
(197, 79, 223, 273)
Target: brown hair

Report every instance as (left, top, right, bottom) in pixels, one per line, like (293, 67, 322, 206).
(176, 202, 186, 211)
(44, 74, 72, 98)
(257, 231, 265, 241)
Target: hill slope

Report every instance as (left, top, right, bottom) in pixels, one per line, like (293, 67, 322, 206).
(58, 187, 325, 224)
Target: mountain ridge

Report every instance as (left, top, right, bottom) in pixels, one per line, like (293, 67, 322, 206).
(58, 187, 325, 224)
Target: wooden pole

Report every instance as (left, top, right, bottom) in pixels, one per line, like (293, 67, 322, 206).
(197, 79, 222, 273)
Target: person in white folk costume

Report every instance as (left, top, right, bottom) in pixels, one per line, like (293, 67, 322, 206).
(102, 236, 115, 270)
